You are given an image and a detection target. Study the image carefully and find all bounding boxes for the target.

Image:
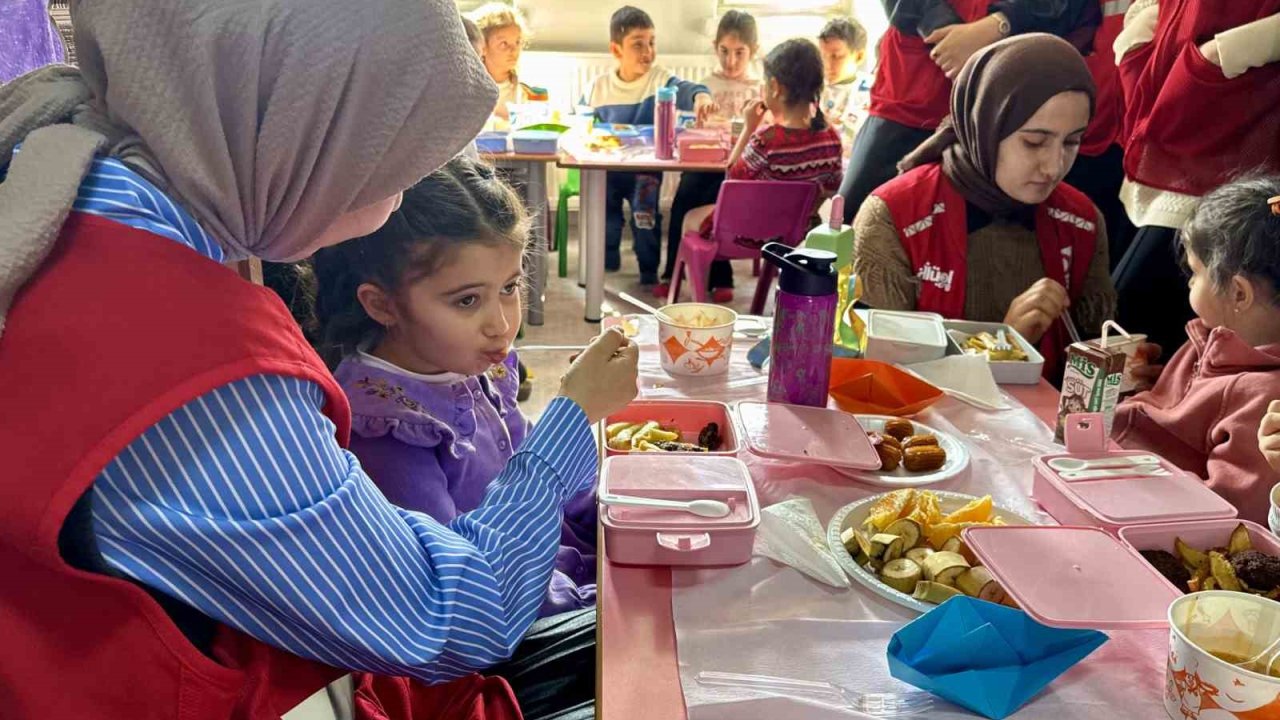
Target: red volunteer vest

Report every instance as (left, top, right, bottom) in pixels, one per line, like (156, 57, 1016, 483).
(1079, 0, 1128, 156)
(869, 0, 989, 130)
(1118, 0, 1280, 195)
(0, 213, 351, 719)
(873, 163, 1097, 380)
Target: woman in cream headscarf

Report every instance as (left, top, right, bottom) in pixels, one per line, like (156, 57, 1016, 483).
(852, 33, 1117, 382)
(0, 1, 637, 718)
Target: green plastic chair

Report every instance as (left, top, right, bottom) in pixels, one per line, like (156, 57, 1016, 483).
(555, 169, 580, 277)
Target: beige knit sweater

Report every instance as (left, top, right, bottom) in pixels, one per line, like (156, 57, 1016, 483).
(853, 195, 1117, 337)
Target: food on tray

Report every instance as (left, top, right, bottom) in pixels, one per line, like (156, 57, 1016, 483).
(669, 309, 722, 329)
(902, 434, 938, 449)
(961, 331, 1029, 362)
(864, 426, 948, 473)
(1149, 524, 1280, 598)
(841, 490, 1014, 607)
(605, 420, 722, 452)
(868, 432, 903, 471)
(585, 132, 623, 152)
(1139, 550, 1192, 593)
(903, 445, 948, 473)
(883, 418, 915, 442)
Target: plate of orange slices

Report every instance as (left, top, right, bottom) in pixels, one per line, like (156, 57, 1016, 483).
(826, 489, 1037, 614)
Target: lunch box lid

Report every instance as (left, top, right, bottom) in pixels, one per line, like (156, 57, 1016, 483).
(735, 401, 881, 470)
(599, 455, 759, 531)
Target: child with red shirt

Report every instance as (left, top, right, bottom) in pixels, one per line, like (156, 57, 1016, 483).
(679, 39, 844, 264)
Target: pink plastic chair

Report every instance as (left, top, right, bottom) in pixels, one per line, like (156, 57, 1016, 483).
(667, 180, 818, 315)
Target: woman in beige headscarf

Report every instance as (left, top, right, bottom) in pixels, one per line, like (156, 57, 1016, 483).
(0, 1, 638, 718)
(852, 34, 1117, 382)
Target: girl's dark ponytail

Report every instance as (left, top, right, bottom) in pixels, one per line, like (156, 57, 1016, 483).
(811, 105, 827, 132)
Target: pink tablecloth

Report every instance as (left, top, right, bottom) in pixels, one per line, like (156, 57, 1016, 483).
(599, 318, 1169, 720)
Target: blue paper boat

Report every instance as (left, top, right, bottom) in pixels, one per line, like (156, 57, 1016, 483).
(887, 597, 1107, 719)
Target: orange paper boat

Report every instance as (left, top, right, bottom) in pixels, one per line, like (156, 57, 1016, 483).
(828, 358, 944, 417)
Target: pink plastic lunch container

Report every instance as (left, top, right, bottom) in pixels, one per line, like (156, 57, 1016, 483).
(1119, 519, 1280, 573)
(603, 400, 739, 457)
(600, 454, 759, 567)
(1032, 414, 1237, 535)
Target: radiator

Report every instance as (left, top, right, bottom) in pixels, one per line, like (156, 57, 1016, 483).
(518, 51, 722, 108)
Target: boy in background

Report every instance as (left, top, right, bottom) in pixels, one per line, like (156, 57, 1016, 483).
(818, 17, 871, 152)
(470, 3, 548, 124)
(583, 6, 714, 285)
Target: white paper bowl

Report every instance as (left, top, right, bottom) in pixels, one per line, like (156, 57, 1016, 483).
(657, 303, 736, 377)
(1165, 591, 1280, 720)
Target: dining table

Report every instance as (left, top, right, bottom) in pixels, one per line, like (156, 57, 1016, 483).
(594, 316, 1171, 720)
(557, 148, 728, 323)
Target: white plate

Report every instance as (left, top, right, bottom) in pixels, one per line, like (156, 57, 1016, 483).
(832, 415, 970, 487)
(826, 491, 1037, 615)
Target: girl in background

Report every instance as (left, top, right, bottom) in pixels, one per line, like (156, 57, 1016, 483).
(674, 37, 844, 277)
(314, 156, 597, 618)
(657, 10, 762, 303)
(470, 3, 548, 125)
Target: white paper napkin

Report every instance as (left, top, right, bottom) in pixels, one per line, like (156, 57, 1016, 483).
(753, 498, 849, 589)
(906, 354, 1010, 410)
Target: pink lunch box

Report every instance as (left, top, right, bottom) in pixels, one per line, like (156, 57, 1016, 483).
(1033, 413, 1237, 535)
(677, 131, 728, 163)
(602, 400, 739, 457)
(1120, 519, 1280, 577)
(600, 454, 759, 567)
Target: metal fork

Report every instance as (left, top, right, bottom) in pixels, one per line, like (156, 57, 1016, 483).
(695, 671, 934, 717)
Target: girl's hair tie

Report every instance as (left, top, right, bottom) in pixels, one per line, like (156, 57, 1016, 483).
(1269, 195, 1280, 216)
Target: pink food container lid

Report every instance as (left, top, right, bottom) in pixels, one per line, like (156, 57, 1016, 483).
(1037, 413, 1237, 527)
(734, 401, 881, 470)
(964, 525, 1182, 629)
(599, 454, 759, 532)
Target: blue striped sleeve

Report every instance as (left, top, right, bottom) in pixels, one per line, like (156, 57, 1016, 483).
(90, 375, 596, 683)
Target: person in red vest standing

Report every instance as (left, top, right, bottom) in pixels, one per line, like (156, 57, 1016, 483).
(0, 1, 638, 719)
(837, 0, 1104, 225)
(853, 34, 1118, 381)
(1062, 0, 1136, 268)
(1110, 0, 1280, 361)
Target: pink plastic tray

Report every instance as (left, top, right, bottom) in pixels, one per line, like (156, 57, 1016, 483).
(1032, 413, 1236, 533)
(965, 525, 1182, 629)
(600, 455, 758, 567)
(1119, 519, 1280, 570)
(734, 401, 880, 470)
(603, 400, 738, 457)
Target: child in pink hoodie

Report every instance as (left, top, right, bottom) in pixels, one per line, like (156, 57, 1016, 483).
(1113, 175, 1280, 525)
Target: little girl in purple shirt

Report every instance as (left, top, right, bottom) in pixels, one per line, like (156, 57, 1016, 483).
(313, 156, 596, 616)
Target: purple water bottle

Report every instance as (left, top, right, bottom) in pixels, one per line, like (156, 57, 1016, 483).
(764, 243, 838, 407)
(655, 87, 676, 160)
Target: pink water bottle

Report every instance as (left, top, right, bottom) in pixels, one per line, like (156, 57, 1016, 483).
(655, 87, 676, 160)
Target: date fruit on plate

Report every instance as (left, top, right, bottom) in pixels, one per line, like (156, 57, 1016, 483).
(883, 418, 915, 442)
(868, 432, 903, 471)
(903, 445, 947, 473)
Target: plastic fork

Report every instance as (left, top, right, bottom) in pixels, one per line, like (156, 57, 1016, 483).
(694, 671, 934, 717)
(994, 328, 1014, 353)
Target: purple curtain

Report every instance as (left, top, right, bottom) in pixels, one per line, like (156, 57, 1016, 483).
(1, 0, 66, 83)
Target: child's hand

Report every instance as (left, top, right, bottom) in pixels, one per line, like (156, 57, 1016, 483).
(1259, 400, 1280, 474)
(694, 94, 718, 126)
(1128, 342, 1165, 391)
(742, 100, 767, 133)
(559, 328, 639, 424)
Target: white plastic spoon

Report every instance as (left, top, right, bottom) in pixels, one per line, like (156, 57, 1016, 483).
(599, 493, 731, 518)
(1049, 454, 1164, 472)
